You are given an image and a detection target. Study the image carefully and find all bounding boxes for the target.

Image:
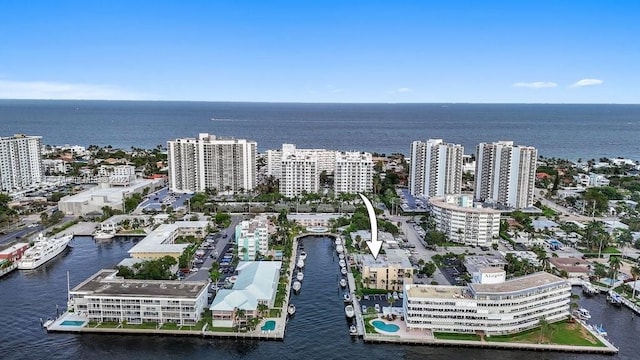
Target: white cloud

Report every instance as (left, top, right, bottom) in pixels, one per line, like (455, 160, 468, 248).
(0, 79, 149, 100)
(512, 81, 558, 89)
(569, 78, 604, 88)
(389, 87, 412, 94)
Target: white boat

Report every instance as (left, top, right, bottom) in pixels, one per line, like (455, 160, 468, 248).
(336, 245, 344, 254)
(349, 324, 358, 335)
(573, 308, 591, 320)
(338, 253, 345, 260)
(607, 290, 623, 306)
(297, 258, 305, 269)
(299, 251, 307, 260)
(343, 293, 352, 303)
(292, 280, 301, 292)
(341, 267, 347, 275)
(582, 282, 599, 296)
(338, 259, 346, 268)
(17, 233, 73, 270)
(593, 324, 607, 337)
(335, 238, 342, 246)
(93, 230, 115, 240)
(344, 304, 355, 318)
(287, 304, 296, 316)
(339, 278, 347, 288)
(297, 271, 304, 282)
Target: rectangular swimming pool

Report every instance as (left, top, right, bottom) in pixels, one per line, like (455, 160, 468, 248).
(60, 320, 86, 326)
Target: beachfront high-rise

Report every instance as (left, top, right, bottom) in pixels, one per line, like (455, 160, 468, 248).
(333, 151, 373, 195)
(409, 139, 464, 198)
(167, 133, 256, 193)
(474, 141, 537, 209)
(269, 144, 373, 197)
(0, 134, 43, 193)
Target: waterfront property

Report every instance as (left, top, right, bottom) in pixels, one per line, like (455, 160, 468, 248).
(403, 270, 571, 336)
(409, 138, 464, 198)
(127, 221, 209, 260)
(355, 248, 413, 292)
(210, 261, 282, 327)
(0, 242, 29, 262)
(0, 134, 43, 193)
(429, 194, 501, 247)
(235, 216, 272, 261)
(68, 269, 209, 326)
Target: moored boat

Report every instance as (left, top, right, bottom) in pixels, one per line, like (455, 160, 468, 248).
(344, 304, 355, 318)
(341, 266, 347, 275)
(339, 278, 347, 288)
(338, 253, 345, 260)
(297, 271, 304, 282)
(349, 324, 358, 335)
(572, 308, 591, 320)
(93, 230, 115, 240)
(607, 290, 623, 306)
(582, 282, 599, 296)
(299, 251, 307, 260)
(594, 324, 608, 337)
(287, 304, 296, 316)
(343, 293, 352, 303)
(297, 258, 305, 269)
(338, 259, 346, 268)
(17, 233, 73, 270)
(336, 245, 344, 254)
(292, 280, 302, 292)
(335, 237, 342, 246)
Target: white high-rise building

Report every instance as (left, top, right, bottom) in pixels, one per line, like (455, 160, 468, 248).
(474, 141, 537, 209)
(429, 194, 501, 247)
(167, 133, 256, 193)
(0, 134, 43, 192)
(279, 152, 320, 198)
(266, 144, 335, 179)
(235, 217, 270, 261)
(409, 139, 464, 197)
(334, 151, 373, 195)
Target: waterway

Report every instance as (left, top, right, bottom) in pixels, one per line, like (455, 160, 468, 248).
(0, 236, 637, 359)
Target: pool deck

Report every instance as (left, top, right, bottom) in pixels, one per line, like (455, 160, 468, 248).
(361, 316, 619, 354)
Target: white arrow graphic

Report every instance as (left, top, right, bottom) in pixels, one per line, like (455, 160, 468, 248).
(359, 193, 382, 260)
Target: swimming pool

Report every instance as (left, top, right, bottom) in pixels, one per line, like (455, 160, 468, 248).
(371, 320, 399, 333)
(60, 320, 86, 326)
(261, 320, 276, 331)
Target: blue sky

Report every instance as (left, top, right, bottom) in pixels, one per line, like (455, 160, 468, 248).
(0, 1, 638, 103)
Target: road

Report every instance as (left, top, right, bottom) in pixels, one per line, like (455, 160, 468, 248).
(185, 215, 242, 283)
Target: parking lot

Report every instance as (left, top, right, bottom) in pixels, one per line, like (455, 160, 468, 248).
(359, 292, 403, 314)
(136, 187, 193, 213)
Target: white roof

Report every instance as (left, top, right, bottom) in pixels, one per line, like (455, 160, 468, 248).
(210, 261, 281, 312)
(128, 221, 208, 254)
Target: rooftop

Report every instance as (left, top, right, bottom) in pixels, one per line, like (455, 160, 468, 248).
(359, 248, 412, 269)
(470, 272, 565, 295)
(210, 261, 282, 312)
(406, 285, 470, 299)
(71, 269, 208, 298)
(128, 221, 208, 254)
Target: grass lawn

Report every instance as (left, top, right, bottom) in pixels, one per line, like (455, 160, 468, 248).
(209, 326, 235, 332)
(123, 322, 159, 329)
(434, 332, 481, 341)
(601, 247, 621, 254)
(487, 321, 605, 347)
(541, 206, 557, 218)
(269, 308, 281, 317)
(160, 323, 179, 330)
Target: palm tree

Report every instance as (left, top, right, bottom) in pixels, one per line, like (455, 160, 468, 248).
(631, 265, 640, 300)
(608, 256, 622, 286)
(257, 303, 269, 318)
(538, 316, 550, 344)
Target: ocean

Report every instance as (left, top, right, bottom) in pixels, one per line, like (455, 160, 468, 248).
(0, 236, 636, 360)
(0, 100, 639, 161)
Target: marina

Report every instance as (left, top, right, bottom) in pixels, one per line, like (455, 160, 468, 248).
(17, 233, 73, 270)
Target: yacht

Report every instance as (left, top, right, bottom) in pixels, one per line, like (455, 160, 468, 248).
(338, 253, 345, 260)
(607, 290, 623, 306)
(93, 230, 115, 240)
(341, 266, 347, 275)
(582, 282, 599, 296)
(336, 245, 344, 254)
(296, 271, 304, 282)
(349, 324, 358, 335)
(338, 259, 346, 268)
(343, 293, 352, 303)
(292, 280, 302, 292)
(344, 304, 355, 318)
(572, 308, 591, 320)
(297, 258, 305, 269)
(17, 233, 73, 270)
(299, 251, 307, 260)
(335, 237, 342, 246)
(287, 304, 296, 316)
(339, 278, 347, 288)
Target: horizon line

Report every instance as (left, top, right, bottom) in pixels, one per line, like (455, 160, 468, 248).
(0, 98, 638, 105)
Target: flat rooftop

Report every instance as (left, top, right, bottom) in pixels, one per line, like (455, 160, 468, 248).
(470, 272, 565, 294)
(72, 269, 208, 298)
(406, 285, 470, 300)
(128, 221, 208, 254)
(360, 248, 412, 269)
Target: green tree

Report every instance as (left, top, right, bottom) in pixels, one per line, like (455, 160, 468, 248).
(631, 265, 640, 300)
(608, 256, 622, 286)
